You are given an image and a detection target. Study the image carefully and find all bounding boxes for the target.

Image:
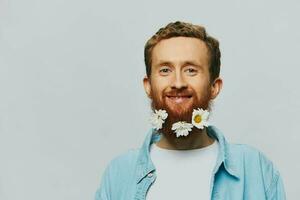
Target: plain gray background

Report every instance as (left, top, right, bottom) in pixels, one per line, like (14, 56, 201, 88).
(0, 0, 299, 199)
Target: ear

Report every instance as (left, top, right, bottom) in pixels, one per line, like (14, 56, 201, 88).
(210, 77, 223, 99)
(143, 75, 152, 98)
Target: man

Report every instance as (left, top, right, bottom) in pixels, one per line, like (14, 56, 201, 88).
(95, 21, 286, 200)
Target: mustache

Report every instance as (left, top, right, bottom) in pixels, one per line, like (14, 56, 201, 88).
(164, 89, 194, 97)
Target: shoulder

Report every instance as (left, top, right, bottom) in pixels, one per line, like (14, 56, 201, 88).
(106, 148, 140, 171)
(95, 148, 141, 199)
(100, 147, 142, 186)
(227, 143, 283, 196)
(228, 143, 277, 168)
(228, 143, 266, 160)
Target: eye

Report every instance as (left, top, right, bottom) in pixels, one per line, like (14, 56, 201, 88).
(159, 66, 171, 75)
(185, 67, 197, 75)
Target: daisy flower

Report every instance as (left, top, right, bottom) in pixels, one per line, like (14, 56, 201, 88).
(150, 109, 168, 130)
(171, 121, 193, 137)
(192, 108, 209, 129)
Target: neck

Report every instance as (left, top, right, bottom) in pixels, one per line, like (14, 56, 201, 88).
(155, 127, 215, 150)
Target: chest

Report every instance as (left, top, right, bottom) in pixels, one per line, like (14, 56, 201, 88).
(147, 158, 215, 199)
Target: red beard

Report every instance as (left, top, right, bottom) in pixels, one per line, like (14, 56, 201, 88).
(150, 86, 212, 140)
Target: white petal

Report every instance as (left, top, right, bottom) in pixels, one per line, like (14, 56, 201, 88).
(176, 130, 184, 137)
(171, 122, 181, 130)
(155, 109, 168, 120)
(183, 130, 189, 136)
(195, 123, 204, 129)
(202, 111, 209, 119)
(172, 121, 193, 137)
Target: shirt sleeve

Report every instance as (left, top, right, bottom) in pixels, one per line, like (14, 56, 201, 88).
(258, 151, 287, 200)
(95, 165, 112, 200)
(267, 171, 287, 200)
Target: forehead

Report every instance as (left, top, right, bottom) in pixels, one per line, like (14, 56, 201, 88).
(151, 36, 209, 67)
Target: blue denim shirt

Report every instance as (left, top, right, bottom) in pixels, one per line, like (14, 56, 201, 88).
(95, 125, 286, 200)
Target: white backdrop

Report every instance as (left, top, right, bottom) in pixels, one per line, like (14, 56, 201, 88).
(0, 0, 299, 199)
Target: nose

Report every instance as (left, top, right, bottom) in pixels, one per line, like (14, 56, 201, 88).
(171, 71, 188, 89)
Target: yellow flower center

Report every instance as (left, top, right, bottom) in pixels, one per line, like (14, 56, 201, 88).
(194, 115, 202, 123)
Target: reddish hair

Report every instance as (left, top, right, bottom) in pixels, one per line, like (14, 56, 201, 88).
(144, 21, 221, 83)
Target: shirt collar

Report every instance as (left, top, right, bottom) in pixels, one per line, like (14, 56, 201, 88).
(207, 125, 241, 179)
(136, 125, 240, 184)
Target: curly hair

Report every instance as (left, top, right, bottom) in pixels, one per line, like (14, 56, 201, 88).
(144, 21, 221, 83)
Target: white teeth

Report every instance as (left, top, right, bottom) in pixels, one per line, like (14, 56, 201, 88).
(168, 96, 190, 103)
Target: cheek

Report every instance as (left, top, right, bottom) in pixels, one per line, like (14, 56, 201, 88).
(150, 83, 168, 102)
(190, 80, 211, 97)
(151, 78, 169, 92)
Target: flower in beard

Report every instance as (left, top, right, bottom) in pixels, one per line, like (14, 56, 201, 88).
(150, 109, 168, 130)
(192, 108, 209, 129)
(171, 121, 193, 137)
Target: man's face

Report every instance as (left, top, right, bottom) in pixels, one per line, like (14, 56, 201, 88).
(144, 37, 221, 135)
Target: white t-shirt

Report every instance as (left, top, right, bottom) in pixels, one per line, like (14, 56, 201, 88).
(146, 140, 219, 200)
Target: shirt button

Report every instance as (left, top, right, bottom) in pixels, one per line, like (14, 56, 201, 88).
(147, 172, 153, 177)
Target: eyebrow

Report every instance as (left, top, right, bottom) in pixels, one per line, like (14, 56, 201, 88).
(155, 60, 203, 69)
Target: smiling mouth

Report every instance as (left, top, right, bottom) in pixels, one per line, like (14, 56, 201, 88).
(166, 95, 192, 103)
